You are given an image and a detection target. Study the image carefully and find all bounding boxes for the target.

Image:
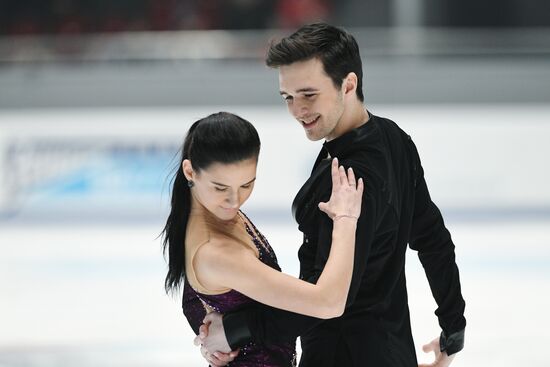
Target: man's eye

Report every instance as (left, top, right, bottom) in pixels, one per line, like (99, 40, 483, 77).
(304, 94, 316, 98)
(283, 96, 293, 102)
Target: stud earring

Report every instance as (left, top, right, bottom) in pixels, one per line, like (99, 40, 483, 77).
(187, 180, 194, 188)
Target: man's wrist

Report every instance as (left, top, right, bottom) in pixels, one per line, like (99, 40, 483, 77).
(439, 328, 465, 356)
(222, 311, 253, 350)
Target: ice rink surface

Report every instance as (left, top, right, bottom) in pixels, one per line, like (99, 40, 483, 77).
(1, 105, 549, 366)
(1, 220, 549, 367)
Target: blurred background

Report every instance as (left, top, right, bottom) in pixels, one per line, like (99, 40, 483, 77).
(1, 1, 549, 366)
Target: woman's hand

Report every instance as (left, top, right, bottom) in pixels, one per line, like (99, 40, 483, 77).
(318, 157, 364, 220)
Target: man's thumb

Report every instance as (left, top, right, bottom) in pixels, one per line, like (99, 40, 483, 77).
(422, 343, 433, 353)
(203, 312, 216, 324)
(199, 324, 209, 338)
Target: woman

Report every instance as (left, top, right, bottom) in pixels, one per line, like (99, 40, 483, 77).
(161, 112, 363, 366)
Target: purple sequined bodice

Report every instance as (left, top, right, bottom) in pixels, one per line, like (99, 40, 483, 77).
(183, 213, 296, 367)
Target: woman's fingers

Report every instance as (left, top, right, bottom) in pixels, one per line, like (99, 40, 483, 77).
(332, 158, 359, 190)
(331, 157, 341, 190)
(339, 164, 347, 186)
(334, 160, 364, 195)
(347, 167, 356, 187)
(357, 177, 364, 195)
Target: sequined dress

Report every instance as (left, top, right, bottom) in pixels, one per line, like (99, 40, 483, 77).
(183, 212, 297, 367)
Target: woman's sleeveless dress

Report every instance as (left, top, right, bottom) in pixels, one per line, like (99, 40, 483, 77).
(183, 212, 297, 367)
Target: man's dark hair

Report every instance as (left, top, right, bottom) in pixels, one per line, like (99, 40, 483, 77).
(266, 22, 364, 102)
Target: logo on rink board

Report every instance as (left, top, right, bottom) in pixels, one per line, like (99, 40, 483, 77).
(0, 138, 179, 219)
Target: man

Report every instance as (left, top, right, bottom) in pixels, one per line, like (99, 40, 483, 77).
(195, 23, 466, 367)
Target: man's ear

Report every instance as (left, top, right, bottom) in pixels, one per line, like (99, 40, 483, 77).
(343, 72, 358, 97)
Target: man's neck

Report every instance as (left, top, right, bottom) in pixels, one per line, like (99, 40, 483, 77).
(327, 103, 370, 141)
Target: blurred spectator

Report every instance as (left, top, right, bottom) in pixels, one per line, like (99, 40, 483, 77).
(221, 0, 276, 30)
(52, 0, 86, 34)
(0, 0, 332, 35)
(425, 0, 550, 27)
(276, 0, 332, 28)
(3, 0, 547, 35)
(2, 0, 48, 35)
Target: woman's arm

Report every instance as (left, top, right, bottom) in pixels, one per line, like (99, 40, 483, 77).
(194, 158, 363, 319)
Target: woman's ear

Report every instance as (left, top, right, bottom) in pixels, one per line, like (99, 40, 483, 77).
(182, 159, 195, 181)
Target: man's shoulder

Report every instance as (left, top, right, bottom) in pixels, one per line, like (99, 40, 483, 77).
(370, 113, 409, 137)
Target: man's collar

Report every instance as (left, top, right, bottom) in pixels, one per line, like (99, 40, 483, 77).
(323, 110, 373, 158)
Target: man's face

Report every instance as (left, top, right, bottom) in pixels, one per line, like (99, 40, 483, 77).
(279, 58, 345, 141)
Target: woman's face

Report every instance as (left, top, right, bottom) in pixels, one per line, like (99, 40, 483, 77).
(183, 157, 257, 221)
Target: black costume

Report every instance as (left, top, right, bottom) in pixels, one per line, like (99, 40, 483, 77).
(221, 113, 466, 366)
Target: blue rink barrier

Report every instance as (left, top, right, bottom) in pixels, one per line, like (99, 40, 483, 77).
(0, 139, 180, 221)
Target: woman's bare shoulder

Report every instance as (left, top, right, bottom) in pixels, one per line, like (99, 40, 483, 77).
(195, 234, 256, 267)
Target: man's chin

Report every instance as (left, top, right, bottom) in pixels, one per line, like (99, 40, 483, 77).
(304, 130, 325, 141)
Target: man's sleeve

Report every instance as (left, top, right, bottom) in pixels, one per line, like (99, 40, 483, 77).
(223, 163, 378, 348)
(408, 141, 466, 355)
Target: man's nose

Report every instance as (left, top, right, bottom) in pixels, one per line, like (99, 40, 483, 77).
(292, 101, 308, 118)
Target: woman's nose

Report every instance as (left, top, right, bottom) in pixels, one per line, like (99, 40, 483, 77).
(226, 191, 239, 207)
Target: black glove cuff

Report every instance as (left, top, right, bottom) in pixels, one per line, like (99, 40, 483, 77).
(439, 328, 465, 356)
(222, 311, 253, 350)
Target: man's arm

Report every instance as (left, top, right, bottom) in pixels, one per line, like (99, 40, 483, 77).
(223, 162, 378, 349)
(408, 141, 466, 356)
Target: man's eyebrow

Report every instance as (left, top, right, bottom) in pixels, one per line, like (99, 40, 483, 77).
(279, 87, 319, 95)
(211, 177, 256, 187)
(296, 87, 318, 93)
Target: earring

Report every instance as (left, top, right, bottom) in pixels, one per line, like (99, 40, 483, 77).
(187, 180, 194, 188)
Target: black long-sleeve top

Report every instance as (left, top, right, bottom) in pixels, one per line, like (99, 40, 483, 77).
(221, 114, 466, 366)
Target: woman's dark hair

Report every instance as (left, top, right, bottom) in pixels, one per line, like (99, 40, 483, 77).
(266, 22, 364, 102)
(161, 112, 261, 293)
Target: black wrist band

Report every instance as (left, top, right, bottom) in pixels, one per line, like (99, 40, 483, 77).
(439, 328, 465, 356)
(222, 311, 253, 350)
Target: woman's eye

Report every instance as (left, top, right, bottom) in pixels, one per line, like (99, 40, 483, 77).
(241, 184, 252, 189)
(214, 187, 227, 192)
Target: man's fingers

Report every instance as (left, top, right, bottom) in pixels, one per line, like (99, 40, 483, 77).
(419, 337, 445, 367)
(201, 346, 222, 367)
(422, 337, 439, 353)
(206, 353, 227, 367)
(213, 351, 236, 363)
(193, 335, 201, 346)
(193, 324, 208, 346)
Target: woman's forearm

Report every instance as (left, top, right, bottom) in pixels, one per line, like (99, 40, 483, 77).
(313, 217, 358, 318)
